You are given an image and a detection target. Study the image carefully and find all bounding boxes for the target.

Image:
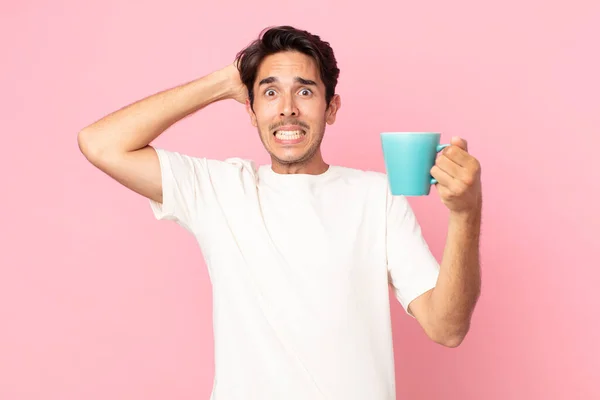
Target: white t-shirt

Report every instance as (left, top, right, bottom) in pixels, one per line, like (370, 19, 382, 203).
(149, 147, 440, 400)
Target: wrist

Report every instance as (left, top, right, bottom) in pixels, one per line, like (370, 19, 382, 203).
(204, 68, 235, 102)
(449, 207, 481, 226)
(212, 64, 242, 100)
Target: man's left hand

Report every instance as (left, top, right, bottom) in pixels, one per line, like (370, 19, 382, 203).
(431, 136, 482, 214)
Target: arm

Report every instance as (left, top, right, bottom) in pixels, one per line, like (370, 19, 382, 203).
(77, 64, 247, 203)
(408, 209, 481, 347)
(408, 137, 482, 347)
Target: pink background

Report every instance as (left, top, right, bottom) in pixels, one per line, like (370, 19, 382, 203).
(1, 0, 598, 399)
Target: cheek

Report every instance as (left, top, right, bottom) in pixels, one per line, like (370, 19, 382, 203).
(254, 104, 277, 125)
(299, 102, 326, 120)
(257, 115, 270, 130)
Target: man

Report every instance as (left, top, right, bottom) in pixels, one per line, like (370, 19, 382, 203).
(78, 25, 482, 399)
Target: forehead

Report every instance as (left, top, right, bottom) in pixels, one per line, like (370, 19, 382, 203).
(255, 51, 321, 85)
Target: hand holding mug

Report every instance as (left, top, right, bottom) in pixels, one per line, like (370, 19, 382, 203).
(430, 137, 482, 214)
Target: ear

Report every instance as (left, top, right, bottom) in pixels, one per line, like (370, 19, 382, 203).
(246, 98, 257, 127)
(325, 94, 341, 125)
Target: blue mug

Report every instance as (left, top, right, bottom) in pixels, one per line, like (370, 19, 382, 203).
(380, 132, 449, 196)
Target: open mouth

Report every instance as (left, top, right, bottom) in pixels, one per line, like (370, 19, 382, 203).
(273, 130, 306, 141)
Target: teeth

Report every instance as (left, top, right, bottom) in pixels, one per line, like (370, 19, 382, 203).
(275, 130, 304, 140)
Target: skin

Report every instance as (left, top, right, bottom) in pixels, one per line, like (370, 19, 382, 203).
(244, 51, 341, 175)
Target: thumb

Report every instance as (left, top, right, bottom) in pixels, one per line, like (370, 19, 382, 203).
(451, 136, 468, 152)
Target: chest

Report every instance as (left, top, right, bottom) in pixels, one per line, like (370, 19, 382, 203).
(200, 185, 389, 324)
(262, 192, 378, 267)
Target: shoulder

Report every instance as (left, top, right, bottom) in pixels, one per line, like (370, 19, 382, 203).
(153, 147, 263, 198)
(154, 147, 260, 177)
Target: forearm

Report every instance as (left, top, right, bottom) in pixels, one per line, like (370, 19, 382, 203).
(429, 208, 482, 342)
(78, 68, 234, 155)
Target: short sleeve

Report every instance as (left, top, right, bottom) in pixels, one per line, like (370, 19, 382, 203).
(148, 147, 207, 233)
(386, 191, 440, 317)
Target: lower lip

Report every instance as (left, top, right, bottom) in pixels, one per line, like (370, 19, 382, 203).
(273, 133, 306, 145)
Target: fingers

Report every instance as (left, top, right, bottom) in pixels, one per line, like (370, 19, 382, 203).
(432, 154, 469, 194)
(431, 164, 455, 188)
(435, 153, 462, 179)
(441, 144, 471, 167)
(433, 137, 482, 212)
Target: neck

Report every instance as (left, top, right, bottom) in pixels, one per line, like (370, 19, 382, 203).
(270, 150, 329, 175)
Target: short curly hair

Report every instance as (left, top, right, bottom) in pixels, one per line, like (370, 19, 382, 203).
(235, 26, 340, 109)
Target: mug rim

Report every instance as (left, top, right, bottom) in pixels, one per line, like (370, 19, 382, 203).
(380, 132, 441, 135)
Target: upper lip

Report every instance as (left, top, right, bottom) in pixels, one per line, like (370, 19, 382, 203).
(273, 125, 305, 133)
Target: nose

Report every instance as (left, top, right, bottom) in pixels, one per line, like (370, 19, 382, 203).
(279, 93, 298, 117)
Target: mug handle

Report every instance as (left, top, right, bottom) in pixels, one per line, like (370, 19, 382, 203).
(430, 144, 450, 185)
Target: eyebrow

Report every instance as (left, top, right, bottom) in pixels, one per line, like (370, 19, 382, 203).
(258, 76, 317, 87)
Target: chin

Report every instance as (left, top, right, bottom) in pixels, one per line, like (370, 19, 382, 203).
(272, 151, 308, 164)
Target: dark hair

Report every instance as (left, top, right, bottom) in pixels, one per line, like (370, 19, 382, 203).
(235, 26, 340, 109)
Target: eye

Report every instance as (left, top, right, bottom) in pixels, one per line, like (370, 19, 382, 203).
(299, 88, 312, 96)
(265, 89, 276, 96)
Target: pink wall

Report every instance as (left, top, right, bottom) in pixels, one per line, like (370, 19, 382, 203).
(2, 1, 598, 399)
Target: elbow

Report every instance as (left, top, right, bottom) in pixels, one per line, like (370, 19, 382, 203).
(77, 128, 96, 160)
(429, 321, 471, 348)
(77, 128, 109, 165)
(435, 332, 467, 348)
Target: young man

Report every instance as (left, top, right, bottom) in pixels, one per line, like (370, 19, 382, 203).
(78, 25, 482, 399)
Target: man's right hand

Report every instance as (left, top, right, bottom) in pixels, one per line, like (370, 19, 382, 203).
(221, 62, 248, 104)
